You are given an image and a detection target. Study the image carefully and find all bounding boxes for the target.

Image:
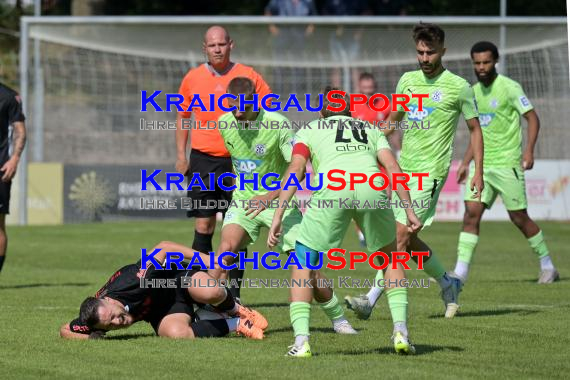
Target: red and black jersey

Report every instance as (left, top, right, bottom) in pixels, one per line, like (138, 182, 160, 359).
(94, 262, 178, 322)
(69, 262, 187, 335)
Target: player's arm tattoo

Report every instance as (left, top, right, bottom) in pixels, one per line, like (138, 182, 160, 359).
(11, 122, 27, 159)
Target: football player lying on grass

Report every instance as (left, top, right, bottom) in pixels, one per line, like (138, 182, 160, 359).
(59, 241, 267, 340)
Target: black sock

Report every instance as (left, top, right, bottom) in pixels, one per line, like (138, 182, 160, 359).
(191, 231, 213, 252)
(0, 255, 5, 273)
(229, 248, 247, 299)
(213, 288, 237, 314)
(190, 319, 230, 338)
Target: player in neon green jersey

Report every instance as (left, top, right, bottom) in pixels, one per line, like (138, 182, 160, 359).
(453, 41, 559, 284)
(346, 23, 484, 319)
(212, 77, 357, 335)
(268, 88, 423, 357)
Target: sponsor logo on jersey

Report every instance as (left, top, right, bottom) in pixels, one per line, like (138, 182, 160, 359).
(234, 159, 262, 174)
(407, 105, 435, 121)
(254, 144, 266, 157)
(479, 113, 495, 127)
(431, 89, 443, 102)
(519, 96, 530, 108)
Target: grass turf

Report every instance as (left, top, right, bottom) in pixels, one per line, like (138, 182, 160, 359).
(0, 220, 568, 379)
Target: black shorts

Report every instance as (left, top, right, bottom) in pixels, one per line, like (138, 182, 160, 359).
(186, 149, 233, 218)
(0, 179, 11, 214)
(149, 269, 201, 334)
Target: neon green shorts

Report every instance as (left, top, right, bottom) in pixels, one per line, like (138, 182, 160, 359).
(392, 172, 447, 229)
(297, 184, 396, 252)
(464, 165, 527, 210)
(222, 201, 302, 252)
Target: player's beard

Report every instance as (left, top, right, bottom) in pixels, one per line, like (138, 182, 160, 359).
(419, 58, 442, 77)
(476, 67, 497, 83)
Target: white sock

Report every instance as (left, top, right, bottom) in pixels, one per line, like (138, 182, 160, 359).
(227, 317, 239, 332)
(454, 261, 470, 281)
(540, 255, 555, 271)
(393, 321, 408, 337)
(437, 273, 452, 289)
(366, 287, 383, 306)
(358, 231, 365, 241)
(332, 317, 349, 329)
(295, 335, 309, 347)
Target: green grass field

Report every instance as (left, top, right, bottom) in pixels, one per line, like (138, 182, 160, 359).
(0, 221, 568, 379)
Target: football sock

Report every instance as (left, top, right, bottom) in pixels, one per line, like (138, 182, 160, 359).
(228, 248, 248, 299)
(290, 301, 311, 341)
(455, 232, 479, 280)
(0, 255, 5, 273)
(226, 317, 239, 332)
(386, 288, 408, 326)
(190, 319, 231, 338)
(422, 251, 447, 282)
(366, 270, 384, 306)
(528, 231, 554, 270)
(454, 262, 469, 281)
(318, 292, 345, 323)
(393, 321, 408, 337)
(212, 288, 238, 315)
(295, 334, 309, 347)
(540, 256, 555, 271)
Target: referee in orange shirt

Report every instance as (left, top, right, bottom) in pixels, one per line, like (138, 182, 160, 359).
(175, 26, 271, 299)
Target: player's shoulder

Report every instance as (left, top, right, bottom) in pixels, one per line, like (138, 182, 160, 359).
(186, 63, 206, 77)
(497, 74, 523, 90)
(180, 64, 207, 85)
(442, 69, 470, 88)
(218, 111, 235, 123)
(0, 82, 20, 101)
(232, 63, 262, 78)
(217, 112, 235, 136)
(261, 110, 289, 123)
(296, 119, 319, 140)
(398, 70, 419, 83)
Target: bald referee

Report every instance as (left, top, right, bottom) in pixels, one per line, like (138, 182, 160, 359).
(0, 82, 26, 274)
(175, 26, 271, 299)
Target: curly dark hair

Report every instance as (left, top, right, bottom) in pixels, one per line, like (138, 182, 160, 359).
(413, 22, 445, 46)
(471, 41, 499, 60)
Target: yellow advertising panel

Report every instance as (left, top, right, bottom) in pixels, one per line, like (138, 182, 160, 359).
(28, 163, 64, 225)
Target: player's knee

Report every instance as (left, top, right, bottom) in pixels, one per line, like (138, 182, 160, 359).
(195, 217, 216, 235)
(508, 210, 528, 228)
(211, 286, 227, 304)
(463, 211, 479, 228)
(217, 241, 236, 256)
(160, 323, 194, 339)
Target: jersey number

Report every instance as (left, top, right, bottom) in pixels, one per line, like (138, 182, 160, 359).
(334, 122, 368, 144)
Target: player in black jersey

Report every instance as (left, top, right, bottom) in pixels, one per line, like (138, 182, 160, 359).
(60, 241, 267, 340)
(0, 83, 26, 274)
